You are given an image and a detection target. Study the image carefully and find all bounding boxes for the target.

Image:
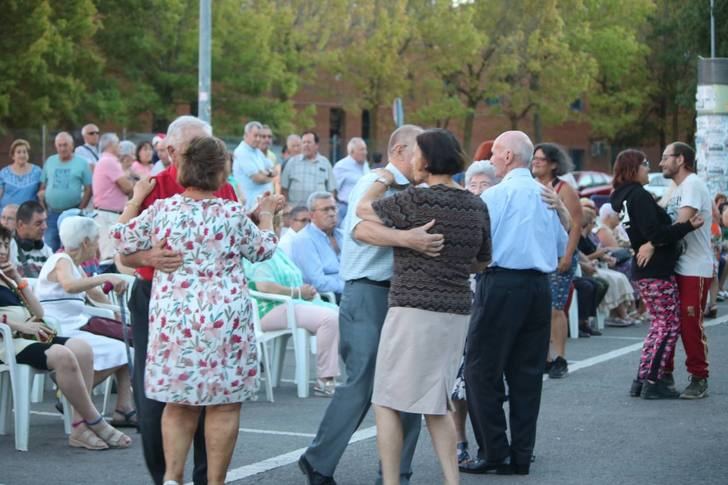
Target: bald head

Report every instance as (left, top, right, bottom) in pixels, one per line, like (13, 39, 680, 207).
(490, 130, 534, 178)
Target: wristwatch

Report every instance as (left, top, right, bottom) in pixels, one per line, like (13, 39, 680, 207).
(374, 176, 392, 187)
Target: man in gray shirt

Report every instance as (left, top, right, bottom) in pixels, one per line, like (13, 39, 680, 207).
(299, 125, 445, 485)
(281, 131, 336, 206)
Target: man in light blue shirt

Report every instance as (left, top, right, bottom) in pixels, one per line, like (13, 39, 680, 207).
(333, 137, 369, 226)
(233, 121, 274, 210)
(462, 131, 568, 477)
(290, 192, 345, 298)
(300, 125, 446, 485)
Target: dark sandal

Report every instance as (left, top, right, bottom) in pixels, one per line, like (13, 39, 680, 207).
(109, 409, 138, 428)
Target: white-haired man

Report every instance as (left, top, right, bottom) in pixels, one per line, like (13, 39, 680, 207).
(461, 131, 568, 476)
(117, 115, 239, 485)
(333, 137, 369, 225)
(74, 123, 101, 166)
(38, 132, 92, 251)
(291, 192, 344, 301)
(233, 121, 275, 210)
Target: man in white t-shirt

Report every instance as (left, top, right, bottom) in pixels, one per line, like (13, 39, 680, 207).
(659, 142, 712, 399)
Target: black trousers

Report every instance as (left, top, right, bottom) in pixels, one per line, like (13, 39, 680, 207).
(464, 269, 551, 466)
(129, 278, 208, 485)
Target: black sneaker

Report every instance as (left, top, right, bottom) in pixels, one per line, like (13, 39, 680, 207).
(680, 375, 708, 399)
(548, 356, 568, 379)
(661, 373, 676, 392)
(641, 379, 680, 399)
(629, 379, 643, 397)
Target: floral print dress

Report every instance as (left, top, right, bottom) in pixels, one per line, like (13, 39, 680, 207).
(111, 194, 277, 405)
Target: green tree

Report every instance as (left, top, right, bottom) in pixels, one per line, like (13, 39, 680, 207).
(0, 0, 101, 130)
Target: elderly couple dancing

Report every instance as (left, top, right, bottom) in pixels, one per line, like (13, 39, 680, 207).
(298, 126, 568, 485)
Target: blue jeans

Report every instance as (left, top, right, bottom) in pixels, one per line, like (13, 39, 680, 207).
(44, 210, 62, 252)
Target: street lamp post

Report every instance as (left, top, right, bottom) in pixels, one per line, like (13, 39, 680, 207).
(711, 0, 716, 58)
(198, 0, 211, 124)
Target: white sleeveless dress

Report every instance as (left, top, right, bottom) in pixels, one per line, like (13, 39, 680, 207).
(36, 253, 130, 371)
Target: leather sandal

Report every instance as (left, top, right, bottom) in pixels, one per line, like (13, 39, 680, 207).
(110, 409, 138, 427)
(69, 420, 108, 450)
(92, 423, 132, 449)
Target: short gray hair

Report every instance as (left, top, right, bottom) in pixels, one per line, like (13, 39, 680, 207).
(119, 140, 136, 159)
(387, 124, 423, 155)
(167, 115, 213, 151)
(287, 134, 301, 145)
(59, 216, 99, 250)
(244, 121, 263, 135)
(307, 191, 334, 211)
(98, 133, 119, 153)
(347, 137, 366, 154)
(465, 160, 498, 185)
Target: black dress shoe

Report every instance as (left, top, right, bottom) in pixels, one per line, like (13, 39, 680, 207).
(458, 457, 513, 475)
(298, 455, 336, 485)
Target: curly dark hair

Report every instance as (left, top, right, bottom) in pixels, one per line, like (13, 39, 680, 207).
(177, 136, 230, 191)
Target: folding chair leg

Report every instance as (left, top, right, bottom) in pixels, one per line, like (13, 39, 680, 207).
(0, 373, 11, 434)
(14, 365, 33, 451)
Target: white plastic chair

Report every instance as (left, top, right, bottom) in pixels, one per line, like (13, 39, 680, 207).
(0, 323, 73, 451)
(249, 290, 312, 398)
(249, 298, 291, 402)
(568, 265, 581, 340)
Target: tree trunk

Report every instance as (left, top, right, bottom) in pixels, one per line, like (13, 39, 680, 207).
(533, 110, 543, 143)
(463, 108, 475, 157)
(370, 103, 380, 157)
(510, 115, 519, 130)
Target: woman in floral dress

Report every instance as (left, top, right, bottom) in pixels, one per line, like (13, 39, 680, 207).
(112, 136, 279, 485)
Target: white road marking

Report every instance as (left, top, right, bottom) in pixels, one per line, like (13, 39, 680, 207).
(187, 315, 728, 484)
(238, 427, 315, 438)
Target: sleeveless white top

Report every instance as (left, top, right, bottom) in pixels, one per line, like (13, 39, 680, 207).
(36, 253, 88, 334)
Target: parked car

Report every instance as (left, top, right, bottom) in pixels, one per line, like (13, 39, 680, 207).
(572, 170, 613, 198)
(645, 172, 672, 201)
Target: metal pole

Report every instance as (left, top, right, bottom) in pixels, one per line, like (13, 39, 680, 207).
(198, 0, 212, 124)
(711, 0, 716, 58)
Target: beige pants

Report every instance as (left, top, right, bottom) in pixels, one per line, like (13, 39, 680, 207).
(95, 209, 120, 261)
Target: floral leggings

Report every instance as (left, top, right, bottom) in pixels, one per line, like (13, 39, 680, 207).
(636, 277, 680, 382)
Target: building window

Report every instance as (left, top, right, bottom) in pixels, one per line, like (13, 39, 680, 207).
(569, 149, 585, 170)
(361, 109, 371, 144)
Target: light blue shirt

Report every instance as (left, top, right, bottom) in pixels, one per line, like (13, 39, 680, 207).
(333, 156, 370, 204)
(340, 163, 409, 282)
(291, 222, 345, 294)
(233, 140, 273, 210)
(482, 167, 567, 273)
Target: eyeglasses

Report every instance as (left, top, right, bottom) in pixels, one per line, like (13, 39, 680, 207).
(661, 153, 678, 162)
(641, 159, 650, 168)
(293, 218, 310, 223)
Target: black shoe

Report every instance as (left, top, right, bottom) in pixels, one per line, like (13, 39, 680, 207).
(629, 379, 643, 397)
(298, 455, 336, 485)
(548, 356, 568, 379)
(661, 373, 676, 392)
(578, 326, 591, 338)
(641, 379, 680, 399)
(459, 457, 513, 475)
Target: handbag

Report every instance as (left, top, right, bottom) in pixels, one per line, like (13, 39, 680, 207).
(81, 316, 133, 346)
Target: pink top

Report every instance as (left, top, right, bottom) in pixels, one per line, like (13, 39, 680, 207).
(92, 152, 129, 212)
(131, 161, 152, 179)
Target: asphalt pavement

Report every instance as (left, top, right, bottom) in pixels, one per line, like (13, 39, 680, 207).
(2, 310, 728, 485)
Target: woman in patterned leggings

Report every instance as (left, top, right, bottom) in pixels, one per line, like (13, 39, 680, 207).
(610, 149, 704, 399)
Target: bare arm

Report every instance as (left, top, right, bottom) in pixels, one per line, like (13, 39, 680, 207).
(37, 183, 46, 209)
(676, 206, 697, 223)
(250, 171, 275, 184)
(353, 220, 444, 257)
(115, 175, 135, 196)
(356, 180, 389, 224)
(79, 185, 92, 209)
(51, 258, 124, 294)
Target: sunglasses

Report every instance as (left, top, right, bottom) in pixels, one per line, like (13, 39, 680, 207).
(88, 131, 100, 135)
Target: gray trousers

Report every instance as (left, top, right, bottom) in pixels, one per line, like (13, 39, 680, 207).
(304, 279, 422, 482)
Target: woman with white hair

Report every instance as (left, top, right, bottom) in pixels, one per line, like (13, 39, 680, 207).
(35, 215, 137, 431)
(93, 133, 136, 261)
(464, 160, 499, 196)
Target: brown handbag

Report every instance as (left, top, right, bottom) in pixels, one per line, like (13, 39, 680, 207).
(81, 316, 134, 346)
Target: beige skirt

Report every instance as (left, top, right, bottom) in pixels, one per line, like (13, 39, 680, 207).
(372, 306, 469, 415)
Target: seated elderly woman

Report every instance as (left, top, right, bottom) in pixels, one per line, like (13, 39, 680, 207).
(0, 224, 131, 449)
(579, 207, 638, 326)
(34, 215, 137, 427)
(244, 246, 340, 396)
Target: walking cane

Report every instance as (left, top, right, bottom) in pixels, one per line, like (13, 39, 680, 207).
(103, 281, 133, 375)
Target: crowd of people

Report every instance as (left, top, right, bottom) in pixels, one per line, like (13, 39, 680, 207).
(0, 114, 720, 485)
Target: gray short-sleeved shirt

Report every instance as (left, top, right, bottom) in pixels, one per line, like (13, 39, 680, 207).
(280, 154, 336, 206)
